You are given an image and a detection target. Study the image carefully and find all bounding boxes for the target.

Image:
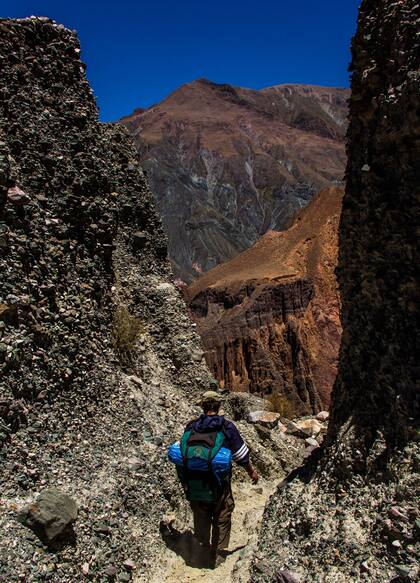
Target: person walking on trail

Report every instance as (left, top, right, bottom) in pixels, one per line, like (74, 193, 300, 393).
(168, 389, 259, 568)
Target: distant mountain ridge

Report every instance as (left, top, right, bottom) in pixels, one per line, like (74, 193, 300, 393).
(121, 79, 349, 282)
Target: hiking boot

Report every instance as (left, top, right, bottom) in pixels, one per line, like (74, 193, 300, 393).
(213, 549, 228, 568)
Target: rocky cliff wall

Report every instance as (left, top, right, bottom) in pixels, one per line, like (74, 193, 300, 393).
(328, 0, 420, 450)
(187, 187, 343, 415)
(0, 16, 160, 436)
(0, 17, 214, 581)
(250, 1, 420, 581)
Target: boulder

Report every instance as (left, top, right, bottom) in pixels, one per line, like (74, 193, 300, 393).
(316, 410, 329, 421)
(226, 392, 273, 421)
(17, 488, 78, 543)
(282, 418, 323, 438)
(294, 418, 323, 437)
(248, 410, 281, 428)
(281, 419, 308, 437)
(7, 186, 31, 206)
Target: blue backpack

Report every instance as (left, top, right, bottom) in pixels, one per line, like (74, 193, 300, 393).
(168, 424, 232, 503)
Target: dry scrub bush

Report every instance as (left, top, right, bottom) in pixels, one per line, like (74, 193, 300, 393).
(267, 392, 298, 419)
(112, 306, 145, 359)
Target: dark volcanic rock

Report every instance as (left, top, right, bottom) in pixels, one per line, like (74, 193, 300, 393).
(0, 16, 213, 582)
(121, 81, 349, 282)
(251, 1, 420, 582)
(0, 15, 161, 441)
(18, 488, 78, 544)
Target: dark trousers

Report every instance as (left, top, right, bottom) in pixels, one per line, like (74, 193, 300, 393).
(190, 483, 235, 552)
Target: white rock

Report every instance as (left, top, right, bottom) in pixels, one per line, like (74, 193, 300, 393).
(294, 418, 323, 437)
(316, 411, 329, 421)
(248, 410, 281, 428)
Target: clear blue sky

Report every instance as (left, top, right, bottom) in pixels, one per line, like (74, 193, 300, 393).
(2, 0, 360, 121)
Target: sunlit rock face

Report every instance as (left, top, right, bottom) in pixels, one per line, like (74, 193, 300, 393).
(121, 80, 349, 282)
(186, 186, 343, 415)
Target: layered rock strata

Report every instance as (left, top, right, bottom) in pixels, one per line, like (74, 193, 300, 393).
(251, 1, 420, 581)
(121, 80, 349, 282)
(187, 186, 343, 414)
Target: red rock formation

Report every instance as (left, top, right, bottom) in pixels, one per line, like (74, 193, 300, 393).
(121, 80, 349, 282)
(186, 186, 343, 414)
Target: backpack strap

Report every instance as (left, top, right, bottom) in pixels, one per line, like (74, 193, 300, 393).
(180, 429, 191, 468)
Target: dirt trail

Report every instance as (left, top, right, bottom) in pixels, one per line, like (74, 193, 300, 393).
(152, 477, 278, 583)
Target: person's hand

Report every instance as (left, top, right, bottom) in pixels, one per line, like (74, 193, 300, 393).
(250, 468, 259, 484)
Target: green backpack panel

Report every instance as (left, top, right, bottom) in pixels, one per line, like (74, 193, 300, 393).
(178, 427, 226, 503)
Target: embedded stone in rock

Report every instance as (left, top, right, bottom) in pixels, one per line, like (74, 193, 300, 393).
(127, 457, 143, 470)
(127, 375, 143, 387)
(0, 223, 8, 253)
(248, 411, 281, 428)
(103, 565, 117, 578)
(17, 488, 78, 543)
(94, 522, 112, 535)
(123, 559, 136, 570)
(0, 303, 17, 324)
(394, 565, 412, 578)
(7, 186, 31, 206)
(132, 231, 147, 251)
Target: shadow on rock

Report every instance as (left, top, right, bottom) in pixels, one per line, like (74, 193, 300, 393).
(160, 520, 214, 568)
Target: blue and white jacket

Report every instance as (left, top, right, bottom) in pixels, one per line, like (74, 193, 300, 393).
(185, 414, 250, 466)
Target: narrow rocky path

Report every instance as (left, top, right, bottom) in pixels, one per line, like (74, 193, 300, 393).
(151, 477, 279, 583)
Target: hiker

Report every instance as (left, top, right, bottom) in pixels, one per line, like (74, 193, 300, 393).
(168, 389, 259, 567)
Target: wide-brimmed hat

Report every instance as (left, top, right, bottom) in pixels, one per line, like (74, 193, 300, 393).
(199, 390, 225, 406)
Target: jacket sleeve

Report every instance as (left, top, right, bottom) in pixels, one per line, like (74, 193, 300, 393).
(224, 421, 250, 466)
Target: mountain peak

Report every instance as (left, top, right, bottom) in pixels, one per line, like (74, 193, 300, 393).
(121, 80, 348, 282)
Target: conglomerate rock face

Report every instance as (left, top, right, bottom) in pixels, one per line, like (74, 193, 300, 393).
(250, 1, 420, 582)
(0, 17, 214, 581)
(327, 0, 420, 451)
(121, 80, 349, 282)
(186, 187, 343, 415)
(0, 16, 161, 437)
